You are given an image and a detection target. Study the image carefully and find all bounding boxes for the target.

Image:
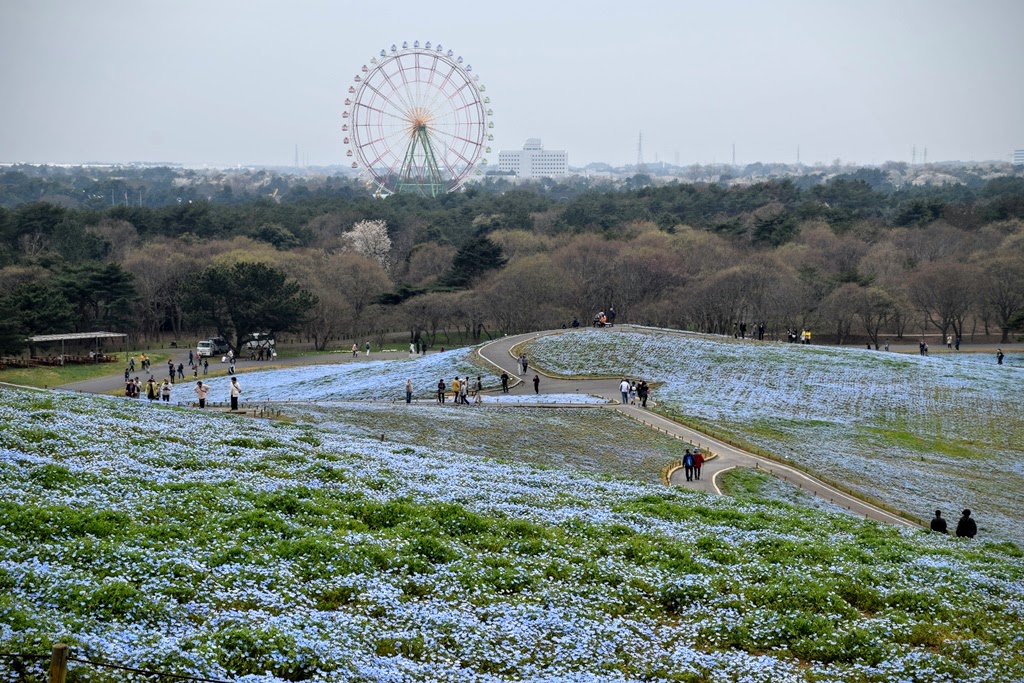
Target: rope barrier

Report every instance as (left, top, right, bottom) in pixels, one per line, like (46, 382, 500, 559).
(66, 656, 235, 683)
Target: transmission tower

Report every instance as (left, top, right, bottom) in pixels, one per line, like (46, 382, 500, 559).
(636, 132, 645, 174)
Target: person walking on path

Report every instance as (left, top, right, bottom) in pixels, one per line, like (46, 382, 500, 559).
(177, 362, 185, 380)
(365, 341, 371, 356)
(460, 376, 469, 404)
(501, 372, 510, 393)
(194, 381, 208, 408)
(930, 510, 948, 534)
(638, 381, 649, 408)
(997, 349, 1004, 365)
(693, 450, 705, 480)
(532, 374, 540, 394)
(682, 449, 695, 482)
(956, 509, 977, 538)
(619, 378, 630, 405)
(452, 377, 461, 404)
(203, 358, 209, 376)
(229, 377, 242, 411)
(437, 379, 446, 404)
(161, 379, 171, 402)
(189, 349, 194, 366)
(405, 379, 413, 404)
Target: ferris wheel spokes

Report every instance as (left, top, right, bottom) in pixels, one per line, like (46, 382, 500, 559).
(346, 42, 491, 196)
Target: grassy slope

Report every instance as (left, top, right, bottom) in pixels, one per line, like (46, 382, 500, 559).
(523, 329, 1024, 544)
(1, 388, 1023, 682)
(282, 403, 690, 484)
(0, 352, 173, 389)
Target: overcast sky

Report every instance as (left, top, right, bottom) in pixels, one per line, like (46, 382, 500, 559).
(1, 0, 1021, 168)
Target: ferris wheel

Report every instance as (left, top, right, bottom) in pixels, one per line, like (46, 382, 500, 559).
(343, 41, 493, 197)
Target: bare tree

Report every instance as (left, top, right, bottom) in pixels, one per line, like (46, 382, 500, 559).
(123, 241, 198, 341)
(86, 219, 139, 263)
(550, 235, 619, 320)
(401, 292, 454, 346)
(908, 262, 979, 340)
(852, 286, 896, 349)
(479, 255, 566, 334)
(404, 243, 457, 287)
(979, 256, 1024, 343)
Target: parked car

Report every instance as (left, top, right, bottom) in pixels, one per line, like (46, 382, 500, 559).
(197, 338, 230, 357)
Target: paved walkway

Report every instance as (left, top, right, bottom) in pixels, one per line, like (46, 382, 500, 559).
(57, 349, 414, 395)
(475, 327, 921, 529)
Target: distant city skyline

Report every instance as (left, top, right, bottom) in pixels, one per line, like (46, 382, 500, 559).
(1, 1, 1021, 168)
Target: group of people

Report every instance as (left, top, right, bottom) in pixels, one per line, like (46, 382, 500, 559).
(733, 322, 767, 340)
(681, 449, 705, 481)
(127, 354, 151, 373)
(786, 328, 812, 344)
(435, 376, 485, 404)
(618, 378, 650, 407)
(593, 308, 616, 327)
(124, 375, 236, 410)
(930, 509, 978, 538)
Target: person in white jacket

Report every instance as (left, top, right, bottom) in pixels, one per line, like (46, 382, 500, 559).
(229, 377, 242, 411)
(619, 378, 630, 405)
(194, 381, 209, 408)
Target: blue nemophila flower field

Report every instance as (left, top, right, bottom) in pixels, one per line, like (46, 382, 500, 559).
(201, 349, 489, 403)
(0, 386, 1022, 682)
(524, 330, 1024, 545)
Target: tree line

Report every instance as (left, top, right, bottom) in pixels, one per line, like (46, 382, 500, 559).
(1, 168, 1023, 355)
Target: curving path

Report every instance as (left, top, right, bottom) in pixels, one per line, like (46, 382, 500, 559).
(475, 327, 921, 530)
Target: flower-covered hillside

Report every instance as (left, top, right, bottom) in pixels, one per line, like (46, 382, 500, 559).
(523, 330, 1024, 544)
(1, 388, 1023, 682)
(201, 348, 487, 403)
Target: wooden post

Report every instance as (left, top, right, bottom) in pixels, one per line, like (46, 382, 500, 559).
(49, 644, 69, 683)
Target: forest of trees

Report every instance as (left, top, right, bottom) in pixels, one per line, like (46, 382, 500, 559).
(1, 164, 1023, 355)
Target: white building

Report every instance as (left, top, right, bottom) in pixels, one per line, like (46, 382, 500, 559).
(1014, 149, 1024, 165)
(498, 139, 568, 178)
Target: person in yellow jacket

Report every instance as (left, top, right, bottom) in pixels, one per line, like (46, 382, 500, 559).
(451, 377, 461, 404)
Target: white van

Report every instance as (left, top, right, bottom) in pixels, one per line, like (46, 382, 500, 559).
(196, 340, 215, 358)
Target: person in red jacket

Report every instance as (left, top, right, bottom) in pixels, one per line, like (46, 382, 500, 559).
(693, 450, 705, 481)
